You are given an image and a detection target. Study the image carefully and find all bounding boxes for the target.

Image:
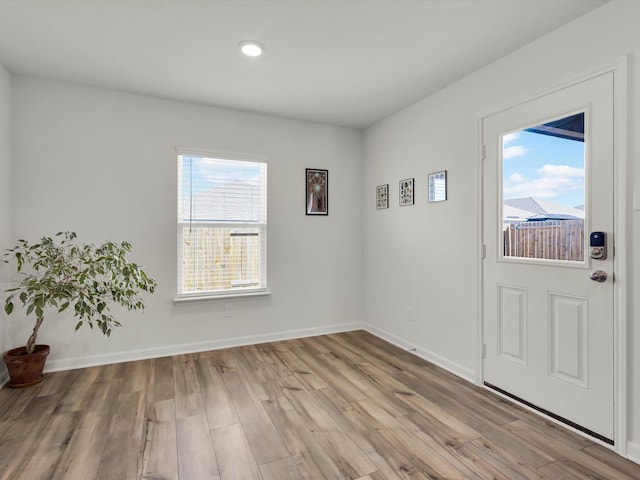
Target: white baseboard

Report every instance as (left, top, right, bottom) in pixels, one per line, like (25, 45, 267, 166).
(9, 320, 476, 383)
(364, 324, 476, 383)
(44, 321, 366, 373)
(627, 442, 640, 465)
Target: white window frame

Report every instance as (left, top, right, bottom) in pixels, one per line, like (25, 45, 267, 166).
(175, 147, 270, 302)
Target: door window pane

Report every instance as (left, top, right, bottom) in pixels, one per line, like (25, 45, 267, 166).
(502, 113, 585, 261)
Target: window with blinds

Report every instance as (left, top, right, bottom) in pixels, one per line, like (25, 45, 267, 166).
(177, 150, 267, 297)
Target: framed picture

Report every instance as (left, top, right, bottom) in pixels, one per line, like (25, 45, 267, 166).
(376, 184, 389, 209)
(428, 170, 447, 202)
(399, 178, 414, 206)
(306, 168, 328, 215)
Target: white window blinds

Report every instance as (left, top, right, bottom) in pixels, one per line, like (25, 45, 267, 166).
(177, 151, 267, 297)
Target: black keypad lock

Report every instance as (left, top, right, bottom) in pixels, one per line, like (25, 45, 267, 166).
(590, 231, 606, 260)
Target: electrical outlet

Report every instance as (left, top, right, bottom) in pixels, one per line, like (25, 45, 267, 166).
(224, 305, 232, 318)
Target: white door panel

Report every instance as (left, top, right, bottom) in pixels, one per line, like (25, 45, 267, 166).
(483, 73, 614, 442)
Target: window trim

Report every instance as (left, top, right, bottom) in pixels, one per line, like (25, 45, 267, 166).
(176, 147, 268, 165)
(176, 147, 269, 300)
(173, 289, 272, 304)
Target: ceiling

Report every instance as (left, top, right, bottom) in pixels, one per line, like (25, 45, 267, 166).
(0, 0, 607, 129)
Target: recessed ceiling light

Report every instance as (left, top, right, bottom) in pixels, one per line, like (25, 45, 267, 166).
(239, 40, 264, 57)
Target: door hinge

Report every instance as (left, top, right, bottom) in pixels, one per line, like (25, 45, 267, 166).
(481, 145, 486, 161)
(481, 343, 487, 358)
(481, 244, 487, 259)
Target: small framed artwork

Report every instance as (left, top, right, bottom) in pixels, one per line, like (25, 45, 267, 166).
(376, 184, 389, 209)
(399, 178, 414, 206)
(306, 168, 328, 215)
(428, 170, 447, 203)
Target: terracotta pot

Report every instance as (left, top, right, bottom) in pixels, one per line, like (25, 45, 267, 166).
(3, 345, 50, 388)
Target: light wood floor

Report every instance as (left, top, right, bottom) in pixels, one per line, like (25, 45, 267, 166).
(1, 330, 639, 479)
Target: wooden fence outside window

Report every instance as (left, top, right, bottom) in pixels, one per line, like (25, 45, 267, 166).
(182, 226, 260, 293)
(503, 219, 584, 261)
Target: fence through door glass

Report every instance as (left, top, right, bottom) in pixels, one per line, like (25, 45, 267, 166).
(502, 112, 585, 262)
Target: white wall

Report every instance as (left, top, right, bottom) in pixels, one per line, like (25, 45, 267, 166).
(0, 63, 11, 384)
(10, 76, 364, 369)
(363, 0, 640, 457)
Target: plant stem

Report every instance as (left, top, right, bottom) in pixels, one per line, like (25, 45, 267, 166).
(26, 316, 44, 354)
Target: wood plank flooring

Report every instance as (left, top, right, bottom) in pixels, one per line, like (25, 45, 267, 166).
(1, 330, 639, 479)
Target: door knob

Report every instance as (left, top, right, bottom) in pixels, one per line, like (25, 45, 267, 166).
(590, 270, 607, 282)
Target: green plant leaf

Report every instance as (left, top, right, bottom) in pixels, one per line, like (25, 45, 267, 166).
(2, 231, 156, 344)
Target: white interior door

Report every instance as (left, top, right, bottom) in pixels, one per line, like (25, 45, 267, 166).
(482, 72, 614, 443)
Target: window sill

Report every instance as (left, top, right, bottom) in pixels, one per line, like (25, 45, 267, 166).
(173, 290, 272, 304)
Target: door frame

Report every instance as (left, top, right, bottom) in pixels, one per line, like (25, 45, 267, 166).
(476, 57, 629, 454)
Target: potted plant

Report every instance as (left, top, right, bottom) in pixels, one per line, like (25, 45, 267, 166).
(2, 231, 156, 387)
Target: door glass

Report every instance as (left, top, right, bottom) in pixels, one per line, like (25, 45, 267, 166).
(502, 112, 585, 262)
